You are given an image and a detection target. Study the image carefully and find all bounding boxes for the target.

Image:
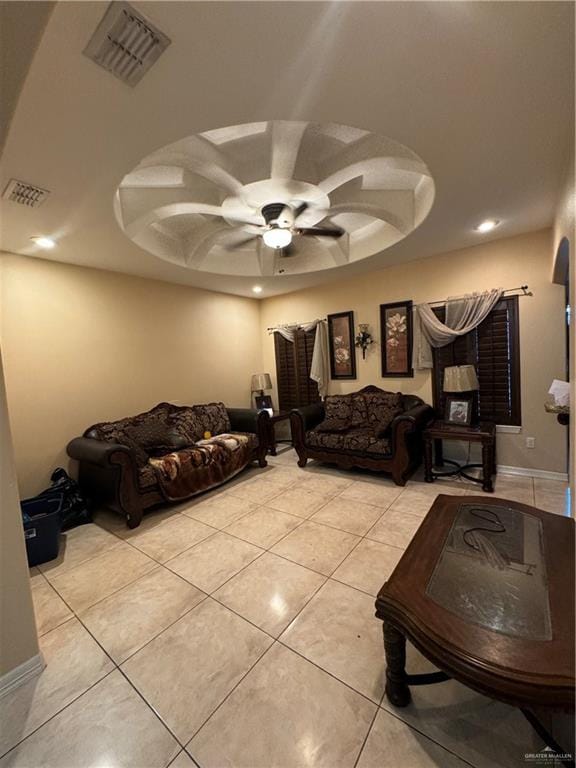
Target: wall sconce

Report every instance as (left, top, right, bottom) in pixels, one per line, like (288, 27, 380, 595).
(355, 324, 374, 359)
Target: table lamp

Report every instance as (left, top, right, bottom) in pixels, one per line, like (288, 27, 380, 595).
(443, 365, 479, 424)
(251, 373, 272, 396)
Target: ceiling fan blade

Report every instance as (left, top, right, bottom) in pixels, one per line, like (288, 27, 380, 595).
(278, 204, 294, 226)
(292, 201, 309, 219)
(296, 226, 344, 238)
(224, 234, 260, 250)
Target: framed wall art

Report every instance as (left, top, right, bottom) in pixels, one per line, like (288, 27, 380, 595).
(380, 300, 414, 377)
(327, 311, 357, 379)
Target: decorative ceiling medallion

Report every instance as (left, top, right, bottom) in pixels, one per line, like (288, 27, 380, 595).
(115, 121, 435, 277)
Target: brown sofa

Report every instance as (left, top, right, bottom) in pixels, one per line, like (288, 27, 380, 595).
(290, 385, 433, 486)
(67, 401, 269, 528)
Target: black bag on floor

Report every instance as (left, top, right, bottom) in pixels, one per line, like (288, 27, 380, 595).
(34, 468, 91, 531)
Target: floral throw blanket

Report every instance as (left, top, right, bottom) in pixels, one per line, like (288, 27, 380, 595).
(148, 433, 255, 501)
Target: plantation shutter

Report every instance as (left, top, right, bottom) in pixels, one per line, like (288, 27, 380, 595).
(274, 333, 298, 411)
(274, 328, 320, 411)
(295, 328, 320, 408)
(432, 296, 521, 426)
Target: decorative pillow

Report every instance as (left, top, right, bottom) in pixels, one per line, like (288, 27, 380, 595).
(193, 403, 231, 436)
(168, 406, 204, 444)
(124, 422, 188, 464)
(85, 402, 172, 443)
(350, 394, 368, 427)
(145, 432, 189, 457)
(86, 403, 174, 467)
(116, 435, 149, 467)
(322, 394, 354, 431)
(363, 391, 403, 437)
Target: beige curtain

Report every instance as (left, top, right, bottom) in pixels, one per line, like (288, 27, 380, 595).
(414, 289, 503, 369)
(309, 320, 329, 398)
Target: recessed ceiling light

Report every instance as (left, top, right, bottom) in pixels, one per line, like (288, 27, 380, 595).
(252, 285, 263, 294)
(475, 219, 499, 234)
(31, 236, 56, 249)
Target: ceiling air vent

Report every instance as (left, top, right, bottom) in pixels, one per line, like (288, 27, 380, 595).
(83, 1, 171, 87)
(2, 179, 50, 207)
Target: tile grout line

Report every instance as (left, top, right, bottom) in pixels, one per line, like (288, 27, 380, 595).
(97, 590, 212, 668)
(48, 558, 161, 615)
(273, 638, 384, 708)
(0, 666, 119, 761)
(352, 702, 381, 768)
(375, 705, 479, 768)
(183, 637, 280, 753)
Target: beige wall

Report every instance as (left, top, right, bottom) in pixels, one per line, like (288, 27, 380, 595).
(0, 345, 40, 677)
(0, 228, 568, 502)
(261, 229, 567, 475)
(0, 254, 262, 497)
(552, 146, 575, 505)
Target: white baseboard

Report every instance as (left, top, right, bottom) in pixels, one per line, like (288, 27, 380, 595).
(0, 653, 45, 699)
(497, 465, 569, 482)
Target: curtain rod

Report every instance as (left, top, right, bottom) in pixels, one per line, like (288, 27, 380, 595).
(267, 317, 326, 332)
(421, 285, 532, 307)
(265, 286, 532, 331)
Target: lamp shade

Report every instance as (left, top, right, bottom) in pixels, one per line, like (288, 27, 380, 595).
(443, 365, 479, 392)
(251, 373, 272, 392)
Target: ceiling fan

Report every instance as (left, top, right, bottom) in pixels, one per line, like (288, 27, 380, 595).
(228, 201, 344, 253)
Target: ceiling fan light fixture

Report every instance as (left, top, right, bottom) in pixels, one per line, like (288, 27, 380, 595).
(262, 227, 292, 249)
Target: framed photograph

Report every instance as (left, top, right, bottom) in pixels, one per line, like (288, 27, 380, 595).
(380, 300, 413, 377)
(327, 311, 357, 379)
(445, 395, 473, 426)
(255, 395, 273, 411)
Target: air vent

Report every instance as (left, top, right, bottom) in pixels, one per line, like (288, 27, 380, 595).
(83, 1, 171, 87)
(2, 179, 50, 208)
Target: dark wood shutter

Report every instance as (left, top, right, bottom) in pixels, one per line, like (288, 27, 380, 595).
(274, 333, 298, 411)
(432, 296, 521, 426)
(274, 329, 320, 411)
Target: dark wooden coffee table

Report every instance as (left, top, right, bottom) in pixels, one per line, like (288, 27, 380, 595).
(375, 494, 574, 762)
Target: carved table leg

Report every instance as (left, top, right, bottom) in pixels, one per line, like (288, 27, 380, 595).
(424, 438, 434, 484)
(268, 422, 277, 456)
(383, 622, 411, 707)
(434, 438, 444, 468)
(481, 440, 494, 492)
(491, 436, 497, 476)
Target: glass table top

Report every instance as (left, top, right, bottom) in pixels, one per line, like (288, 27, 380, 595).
(426, 503, 552, 641)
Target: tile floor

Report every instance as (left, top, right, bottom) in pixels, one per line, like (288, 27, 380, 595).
(2, 449, 571, 768)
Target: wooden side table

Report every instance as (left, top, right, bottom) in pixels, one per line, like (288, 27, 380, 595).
(423, 420, 496, 492)
(266, 411, 292, 455)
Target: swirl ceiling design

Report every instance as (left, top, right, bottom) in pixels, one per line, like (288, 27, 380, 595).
(115, 121, 435, 277)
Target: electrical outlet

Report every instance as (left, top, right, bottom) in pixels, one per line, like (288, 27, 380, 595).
(526, 437, 535, 449)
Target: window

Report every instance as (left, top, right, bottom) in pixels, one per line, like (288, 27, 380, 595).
(432, 296, 521, 426)
(274, 328, 321, 411)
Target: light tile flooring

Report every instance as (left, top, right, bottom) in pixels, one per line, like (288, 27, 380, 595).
(3, 449, 571, 768)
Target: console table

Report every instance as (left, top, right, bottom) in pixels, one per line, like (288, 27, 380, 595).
(375, 494, 575, 764)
